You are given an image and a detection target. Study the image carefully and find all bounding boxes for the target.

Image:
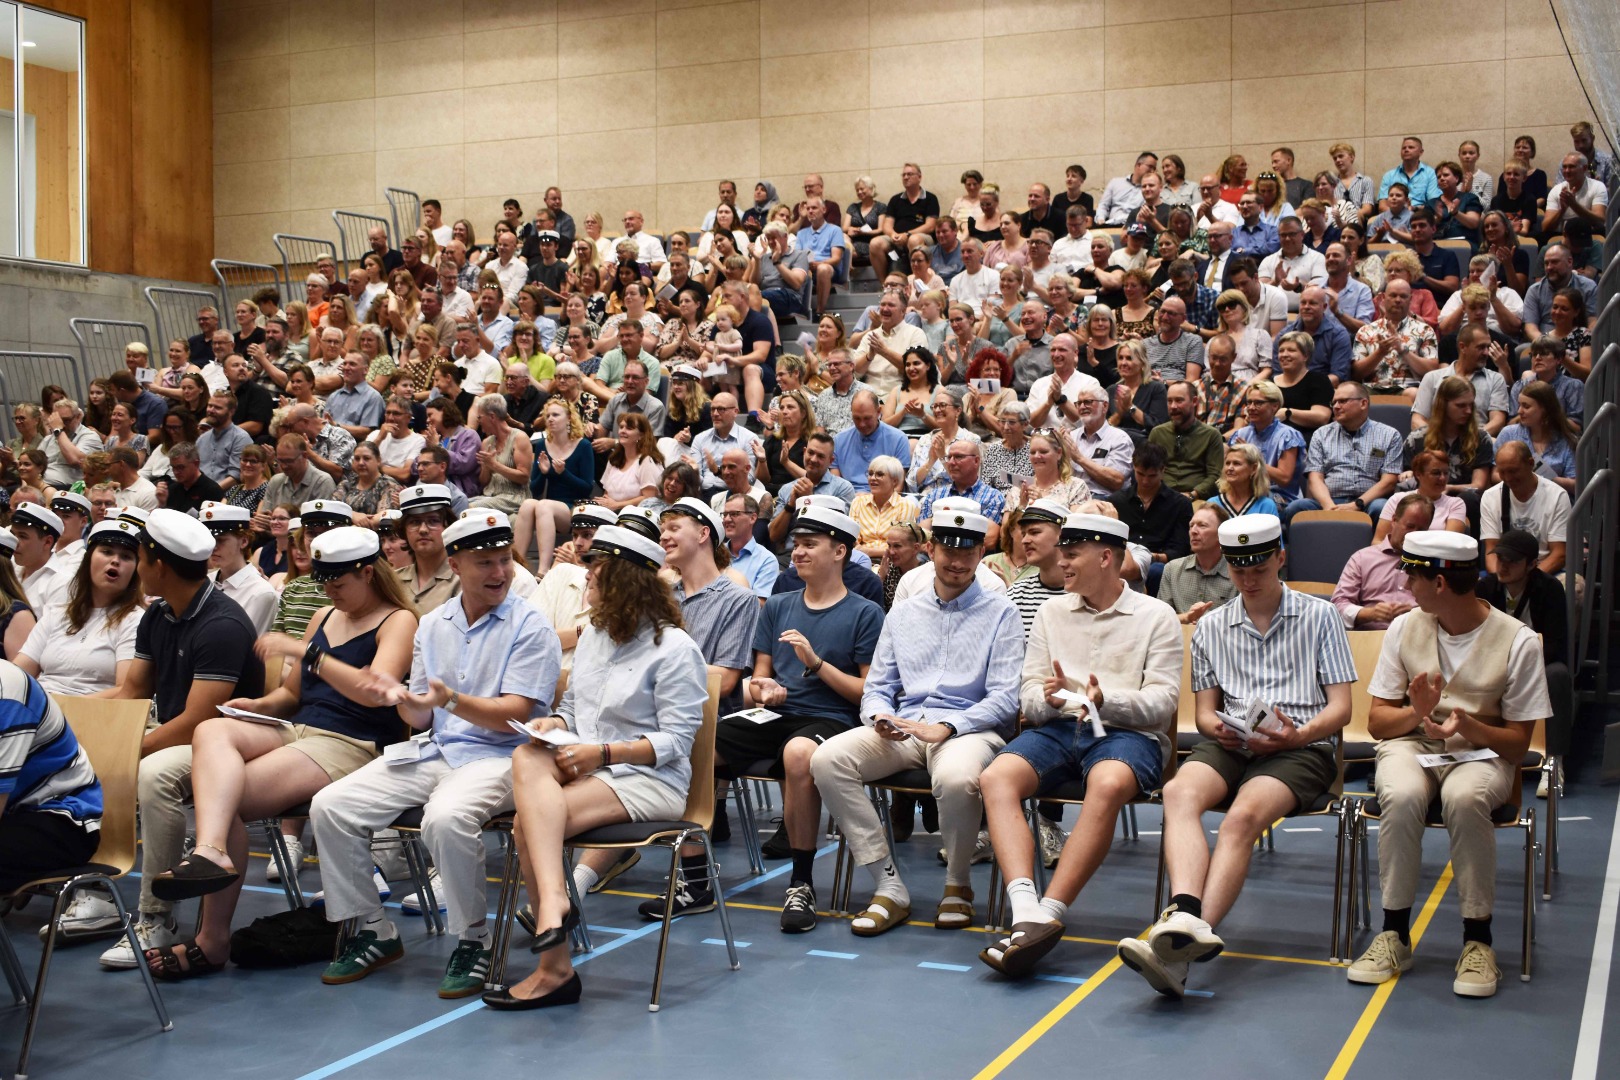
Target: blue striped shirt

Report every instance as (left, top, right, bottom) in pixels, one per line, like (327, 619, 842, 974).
(1301, 419, 1404, 501)
(1190, 587, 1356, 746)
(860, 580, 1023, 739)
(0, 661, 102, 827)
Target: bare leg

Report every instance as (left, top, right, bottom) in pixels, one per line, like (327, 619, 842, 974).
(813, 263, 833, 314)
(1044, 763, 1138, 905)
(1160, 762, 1230, 902)
(982, 754, 1041, 884)
(512, 499, 542, 571)
(1199, 777, 1296, 927)
(188, 718, 291, 870)
(741, 366, 766, 415)
(782, 737, 823, 853)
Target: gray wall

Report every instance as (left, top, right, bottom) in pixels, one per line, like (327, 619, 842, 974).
(0, 261, 212, 356)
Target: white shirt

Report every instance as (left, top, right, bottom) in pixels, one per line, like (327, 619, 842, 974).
(1248, 283, 1289, 330)
(440, 285, 475, 322)
(457, 351, 503, 393)
(1027, 369, 1104, 430)
(1479, 475, 1570, 559)
(948, 265, 1002, 315)
(893, 561, 1007, 605)
(23, 540, 84, 611)
(1438, 284, 1523, 332)
(1196, 200, 1243, 228)
(370, 429, 427, 471)
(215, 563, 278, 635)
(1369, 611, 1550, 724)
(1257, 249, 1328, 312)
(19, 603, 141, 696)
(115, 475, 160, 511)
(852, 320, 929, 396)
(613, 231, 666, 267)
(1544, 177, 1607, 229)
(1049, 234, 1095, 271)
(492, 255, 528, 308)
(430, 224, 453, 247)
(526, 562, 588, 670)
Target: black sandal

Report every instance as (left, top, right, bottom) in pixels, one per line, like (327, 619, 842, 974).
(151, 851, 239, 902)
(145, 939, 226, 981)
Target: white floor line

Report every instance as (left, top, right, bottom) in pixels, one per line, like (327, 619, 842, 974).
(1572, 787, 1620, 1080)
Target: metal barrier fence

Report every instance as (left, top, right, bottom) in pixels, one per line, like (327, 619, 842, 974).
(273, 234, 338, 296)
(0, 351, 87, 442)
(68, 319, 152, 384)
(145, 286, 220, 354)
(333, 210, 391, 277)
(385, 187, 421, 251)
(214, 259, 284, 315)
(1570, 233, 1620, 716)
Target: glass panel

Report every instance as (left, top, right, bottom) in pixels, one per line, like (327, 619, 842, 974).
(0, 3, 18, 259)
(18, 5, 82, 264)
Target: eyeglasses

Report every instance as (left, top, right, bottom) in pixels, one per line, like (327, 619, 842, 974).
(720, 510, 753, 520)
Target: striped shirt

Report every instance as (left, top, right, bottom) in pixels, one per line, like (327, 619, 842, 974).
(0, 660, 102, 827)
(272, 576, 333, 639)
(1301, 419, 1404, 502)
(1190, 586, 1356, 747)
(1006, 572, 1066, 639)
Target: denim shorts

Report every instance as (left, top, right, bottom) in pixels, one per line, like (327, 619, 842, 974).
(1002, 722, 1163, 798)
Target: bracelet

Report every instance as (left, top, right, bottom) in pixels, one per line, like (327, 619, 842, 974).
(602, 742, 612, 766)
(806, 657, 825, 676)
(303, 642, 326, 673)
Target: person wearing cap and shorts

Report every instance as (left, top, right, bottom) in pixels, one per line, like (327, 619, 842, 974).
(395, 484, 461, 614)
(977, 512, 1182, 978)
(99, 508, 265, 971)
(139, 527, 420, 981)
(311, 509, 560, 999)
(718, 501, 885, 934)
(1349, 531, 1549, 998)
(811, 502, 1021, 937)
(524, 503, 615, 672)
(11, 503, 67, 611)
(200, 502, 278, 634)
(1117, 513, 1355, 999)
(485, 522, 706, 1011)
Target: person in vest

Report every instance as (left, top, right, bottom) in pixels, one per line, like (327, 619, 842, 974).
(1350, 531, 1549, 998)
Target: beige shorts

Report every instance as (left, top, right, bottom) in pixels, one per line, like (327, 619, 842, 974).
(279, 724, 380, 782)
(588, 768, 688, 823)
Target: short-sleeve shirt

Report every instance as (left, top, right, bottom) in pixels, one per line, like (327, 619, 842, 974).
(674, 575, 760, 716)
(886, 189, 941, 235)
(1479, 475, 1570, 558)
(19, 604, 140, 697)
(134, 582, 264, 726)
(754, 590, 885, 724)
(738, 305, 778, 367)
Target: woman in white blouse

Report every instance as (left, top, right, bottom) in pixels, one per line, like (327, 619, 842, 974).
(15, 520, 145, 696)
(1214, 288, 1274, 387)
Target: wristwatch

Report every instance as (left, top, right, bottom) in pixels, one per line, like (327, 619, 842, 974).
(939, 721, 959, 739)
(1353, 497, 1367, 511)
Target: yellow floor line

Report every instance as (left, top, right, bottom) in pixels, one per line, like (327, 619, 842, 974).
(1322, 863, 1453, 1080)
(971, 952, 1131, 1080)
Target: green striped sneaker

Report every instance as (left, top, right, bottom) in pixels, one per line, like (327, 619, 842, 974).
(438, 940, 493, 999)
(322, 929, 404, 985)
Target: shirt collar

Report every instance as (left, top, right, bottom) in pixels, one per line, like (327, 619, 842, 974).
(166, 581, 217, 624)
(931, 578, 982, 612)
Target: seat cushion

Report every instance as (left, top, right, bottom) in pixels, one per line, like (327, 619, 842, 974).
(738, 758, 781, 781)
(390, 807, 425, 830)
(1036, 779, 1088, 803)
(873, 769, 932, 793)
(1176, 731, 1201, 753)
(1361, 797, 1520, 826)
(571, 820, 703, 845)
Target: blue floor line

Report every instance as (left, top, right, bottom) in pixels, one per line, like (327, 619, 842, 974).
(918, 961, 972, 972)
(807, 949, 859, 960)
(1032, 973, 1090, 985)
(704, 938, 750, 947)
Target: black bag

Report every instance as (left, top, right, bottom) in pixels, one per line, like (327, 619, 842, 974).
(229, 906, 341, 969)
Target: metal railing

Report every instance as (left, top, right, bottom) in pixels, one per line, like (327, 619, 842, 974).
(214, 259, 284, 315)
(144, 286, 220, 354)
(68, 319, 151, 384)
(0, 352, 87, 442)
(333, 210, 391, 277)
(273, 234, 338, 297)
(385, 187, 421, 251)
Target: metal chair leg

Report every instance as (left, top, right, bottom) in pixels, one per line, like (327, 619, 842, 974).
(0, 920, 31, 1006)
(1330, 799, 1348, 963)
(1153, 837, 1167, 919)
(398, 837, 440, 935)
(734, 781, 765, 875)
(562, 856, 591, 955)
(701, 831, 740, 974)
(648, 836, 687, 1012)
(1522, 808, 1535, 983)
(1024, 799, 1049, 895)
(103, 878, 172, 1036)
(1543, 757, 1558, 901)
(259, 820, 303, 910)
(487, 832, 522, 990)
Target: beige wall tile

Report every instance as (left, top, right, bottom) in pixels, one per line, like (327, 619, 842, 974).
(213, 3, 286, 62)
(658, 61, 760, 127)
(566, 186, 660, 229)
(656, 119, 760, 184)
(374, 0, 462, 44)
(985, 92, 1105, 162)
(374, 148, 464, 203)
(1106, 17, 1230, 90)
(1361, 130, 1505, 179)
(216, 212, 290, 265)
(214, 56, 292, 114)
(1504, 56, 1599, 129)
(983, 31, 1103, 96)
(290, 100, 376, 159)
(868, 101, 985, 170)
(870, 0, 985, 46)
(287, 0, 373, 54)
(1106, 83, 1232, 148)
(375, 41, 464, 99)
(1231, 6, 1364, 76)
(557, 0, 654, 20)
(1233, 71, 1365, 143)
(659, 0, 744, 10)
(760, 0, 869, 57)
(1366, 61, 1503, 135)
(657, 2, 760, 67)
(288, 45, 376, 107)
(1105, 0, 1229, 25)
(760, 111, 869, 175)
(1232, 0, 1359, 11)
(215, 108, 290, 166)
(870, 42, 983, 107)
(464, 24, 559, 85)
(557, 15, 658, 79)
(558, 77, 650, 135)
(284, 208, 349, 247)
(658, 180, 728, 232)
(289, 152, 376, 211)
(465, 0, 559, 32)
(557, 129, 658, 189)
(983, 157, 1099, 204)
(760, 52, 869, 117)
(374, 89, 465, 152)
(216, 162, 289, 217)
(1502, 0, 1565, 58)
(465, 137, 560, 199)
(467, 80, 558, 142)
(1364, 0, 1503, 61)
(982, 0, 1103, 34)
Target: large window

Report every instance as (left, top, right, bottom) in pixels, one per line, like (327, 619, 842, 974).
(0, 2, 84, 265)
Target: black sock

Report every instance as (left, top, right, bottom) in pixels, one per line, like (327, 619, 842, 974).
(1169, 893, 1202, 919)
(1463, 916, 1492, 946)
(790, 848, 816, 889)
(712, 798, 729, 824)
(1382, 907, 1412, 946)
(680, 853, 711, 892)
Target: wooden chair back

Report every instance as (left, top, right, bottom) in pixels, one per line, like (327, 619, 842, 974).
(678, 672, 723, 829)
(1344, 629, 1386, 751)
(1176, 623, 1197, 739)
(48, 696, 152, 879)
(1287, 581, 1337, 596)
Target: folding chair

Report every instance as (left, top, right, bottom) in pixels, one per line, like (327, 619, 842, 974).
(1286, 510, 1373, 584)
(1368, 401, 1411, 438)
(1342, 630, 1386, 781)
(1287, 581, 1338, 597)
(1, 697, 172, 1079)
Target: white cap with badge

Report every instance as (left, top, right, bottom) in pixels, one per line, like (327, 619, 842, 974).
(141, 507, 217, 566)
(1060, 512, 1130, 547)
(309, 526, 382, 581)
(1218, 514, 1283, 567)
(1398, 530, 1479, 571)
(586, 523, 666, 572)
(199, 501, 253, 533)
(10, 503, 64, 540)
(443, 509, 515, 555)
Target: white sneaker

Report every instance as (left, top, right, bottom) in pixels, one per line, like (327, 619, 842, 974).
(310, 869, 392, 908)
(99, 916, 179, 970)
(1148, 908, 1224, 964)
(42, 889, 123, 942)
(1118, 937, 1188, 998)
(1038, 817, 1068, 870)
(265, 838, 305, 884)
(938, 829, 995, 867)
(400, 870, 446, 915)
(1347, 930, 1414, 985)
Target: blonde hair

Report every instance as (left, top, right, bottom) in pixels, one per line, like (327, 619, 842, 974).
(1220, 442, 1271, 498)
(1246, 379, 1283, 406)
(1382, 249, 1422, 279)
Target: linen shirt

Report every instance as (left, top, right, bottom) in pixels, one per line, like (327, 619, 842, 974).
(1157, 554, 1236, 616)
(860, 580, 1023, 739)
(414, 591, 561, 768)
(1330, 539, 1415, 629)
(1301, 419, 1404, 502)
(813, 381, 878, 436)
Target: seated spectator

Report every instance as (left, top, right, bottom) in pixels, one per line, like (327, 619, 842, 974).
(756, 223, 811, 322)
(1227, 381, 1306, 503)
(1158, 503, 1237, 623)
(708, 447, 773, 523)
(853, 291, 928, 396)
(1322, 241, 1375, 332)
(1480, 441, 1569, 576)
(41, 398, 103, 491)
(1369, 182, 1414, 243)
(1068, 385, 1135, 499)
(1110, 442, 1192, 593)
(1230, 192, 1280, 261)
(1402, 376, 1495, 525)
(158, 441, 226, 517)
(1541, 151, 1608, 236)
(1354, 278, 1439, 395)
(1428, 160, 1484, 247)
(1510, 337, 1584, 428)
(833, 391, 911, 496)
(850, 455, 918, 559)
(1109, 340, 1169, 445)
(908, 388, 979, 491)
(1005, 429, 1088, 513)
(1258, 217, 1328, 313)
(1050, 206, 1095, 272)
(195, 393, 252, 488)
(1212, 290, 1272, 388)
(870, 164, 940, 275)
(1274, 286, 1352, 384)
(1272, 329, 1335, 438)
(1143, 297, 1206, 382)
(1097, 153, 1156, 225)
(1410, 324, 1511, 437)
(1148, 380, 1224, 499)
(1228, 257, 1288, 337)
(1197, 333, 1246, 434)
(14, 518, 142, 696)
(1377, 448, 1470, 541)
(1437, 262, 1523, 347)
(691, 392, 761, 497)
(1330, 494, 1431, 629)
(1495, 381, 1578, 493)
(1284, 381, 1404, 526)
(1403, 207, 1462, 305)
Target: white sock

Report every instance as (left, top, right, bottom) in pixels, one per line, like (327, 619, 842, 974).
(462, 922, 489, 945)
(863, 858, 909, 906)
(361, 911, 397, 940)
(572, 865, 599, 897)
(1006, 878, 1044, 926)
(1039, 897, 1069, 924)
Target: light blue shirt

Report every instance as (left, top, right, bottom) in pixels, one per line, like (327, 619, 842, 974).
(1335, 276, 1375, 323)
(795, 222, 845, 263)
(860, 579, 1023, 739)
(478, 313, 516, 355)
(195, 423, 251, 483)
(412, 591, 562, 767)
(1229, 419, 1307, 500)
(832, 422, 912, 493)
(326, 382, 386, 430)
(1378, 162, 1439, 204)
(692, 425, 763, 489)
(727, 537, 780, 598)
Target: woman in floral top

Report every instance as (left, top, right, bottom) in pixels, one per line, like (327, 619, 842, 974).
(333, 442, 401, 528)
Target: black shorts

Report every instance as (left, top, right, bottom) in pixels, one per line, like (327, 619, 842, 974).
(0, 810, 99, 894)
(715, 714, 851, 777)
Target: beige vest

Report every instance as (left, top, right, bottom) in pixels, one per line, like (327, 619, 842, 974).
(1397, 605, 1519, 750)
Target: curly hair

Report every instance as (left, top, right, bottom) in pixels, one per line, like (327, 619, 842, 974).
(966, 346, 1012, 386)
(588, 555, 683, 646)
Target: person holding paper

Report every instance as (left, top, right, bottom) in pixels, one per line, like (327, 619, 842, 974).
(811, 503, 1021, 937)
(309, 510, 559, 1000)
(976, 512, 1181, 978)
(140, 527, 417, 980)
(1117, 513, 1354, 999)
(485, 522, 706, 1010)
(1349, 532, 1549, 998)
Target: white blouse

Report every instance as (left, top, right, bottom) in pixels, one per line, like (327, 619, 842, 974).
(20, 603, 141, 696)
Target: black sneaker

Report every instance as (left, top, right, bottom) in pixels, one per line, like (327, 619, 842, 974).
(761, 823, 791, 860)
(637, 876, 716, 921)
(780, 883, 817, 933)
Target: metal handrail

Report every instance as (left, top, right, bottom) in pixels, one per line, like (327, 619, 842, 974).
(0, 351, 88, 441)
(213, 259, 284, 314)
(1567, 467, 1616, 704)
(68, 319, 151, 384)
(144, 286, 220, 357)
(272, 234, 338, 297)
(385, 187, 421, 251)
(333, 210, 391, 277)
(1584, 342, 1618, 428)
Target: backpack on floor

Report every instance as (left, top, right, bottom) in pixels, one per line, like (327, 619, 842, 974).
(229, 906, 341, 968)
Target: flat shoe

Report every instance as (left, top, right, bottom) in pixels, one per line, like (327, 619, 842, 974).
(934, 885, 974, 930)
(151, 853, 239, 902)
(980, 921, 1063, 980)
(850, 896, 910, 938)
(482, 972, 582, 1011)
(529, 901, 581, 954)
